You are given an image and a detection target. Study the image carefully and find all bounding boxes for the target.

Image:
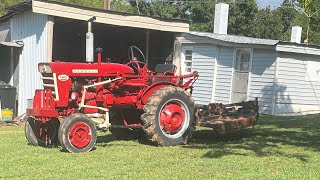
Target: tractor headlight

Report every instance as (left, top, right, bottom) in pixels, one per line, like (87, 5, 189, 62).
(71, 92, 79, 100)
(38, 63, 52, 73)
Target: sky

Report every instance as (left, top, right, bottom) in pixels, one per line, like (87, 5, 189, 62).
(256, 0, 284, 8)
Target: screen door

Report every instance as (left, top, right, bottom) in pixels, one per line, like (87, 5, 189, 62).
(231, 49, 251, 103)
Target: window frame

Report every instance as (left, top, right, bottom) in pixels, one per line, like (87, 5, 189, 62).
(181, 46, 193, 75)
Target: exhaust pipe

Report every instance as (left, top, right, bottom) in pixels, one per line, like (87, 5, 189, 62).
(86, 16, 96, 63)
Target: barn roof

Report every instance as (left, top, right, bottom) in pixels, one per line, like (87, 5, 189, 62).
(1, 0, 189, 32)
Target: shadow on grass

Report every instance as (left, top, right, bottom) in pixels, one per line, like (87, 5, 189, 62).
(96, 134, 144, 147)
(184, 115, 320, 162)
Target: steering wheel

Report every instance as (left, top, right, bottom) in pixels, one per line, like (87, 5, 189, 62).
(128, 46, 146, 64)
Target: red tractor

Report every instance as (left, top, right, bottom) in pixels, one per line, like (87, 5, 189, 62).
(25, 44, 200, 152)
(25, 18, 259, 153)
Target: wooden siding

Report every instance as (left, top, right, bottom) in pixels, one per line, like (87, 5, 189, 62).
(249, 49, 277, 114)
(191, 45, 217, 105)
(275, 52, 320, 115)
(214, 46, 234, 104)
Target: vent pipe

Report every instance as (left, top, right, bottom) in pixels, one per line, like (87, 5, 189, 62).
(214, 3, 229, 35)
(290, 26, 302, 44)
(86, 16, 96, 63)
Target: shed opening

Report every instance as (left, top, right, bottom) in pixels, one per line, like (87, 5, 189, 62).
(52, 17, 174, 71)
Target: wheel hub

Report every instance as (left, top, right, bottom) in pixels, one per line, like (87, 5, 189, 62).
(69, 122, 92, 148)
(160, 103, 185, 134)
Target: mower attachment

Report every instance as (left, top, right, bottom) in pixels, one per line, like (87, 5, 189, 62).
(195, 99, 259, 134)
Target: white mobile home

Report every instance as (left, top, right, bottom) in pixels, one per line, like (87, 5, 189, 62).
(178, 32, 320, 116)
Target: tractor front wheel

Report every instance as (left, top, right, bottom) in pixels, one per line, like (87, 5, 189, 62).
(141, 86, 195, 146)
(25, 117, 60, 147)
(58, 113, 97, 153)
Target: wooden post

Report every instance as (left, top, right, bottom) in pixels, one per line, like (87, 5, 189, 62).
(104, 0, 111, 10)
(47, 16, 54, 62)
(146, 30, 150, 67)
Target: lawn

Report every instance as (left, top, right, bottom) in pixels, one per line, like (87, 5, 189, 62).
(1, 115, 320, 179)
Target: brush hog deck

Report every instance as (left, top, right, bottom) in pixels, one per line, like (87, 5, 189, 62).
(195, 99, 259, 134)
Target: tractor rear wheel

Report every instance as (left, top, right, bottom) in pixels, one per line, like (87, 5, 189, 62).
(25, 117, 60, 147)
(141, 86, 195, 146)
(58, 113, 97, 153)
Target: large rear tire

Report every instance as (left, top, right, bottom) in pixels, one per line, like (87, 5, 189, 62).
(25, 117, 60, 147)
(58, 113, 97, 153)
(141, 86, 195, 146)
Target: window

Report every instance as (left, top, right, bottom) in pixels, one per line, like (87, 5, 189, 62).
(184, 49, 193, 73)
(235, 49, 251, 71)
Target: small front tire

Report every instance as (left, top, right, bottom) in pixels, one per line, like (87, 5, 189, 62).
(58, 113, 97, 153)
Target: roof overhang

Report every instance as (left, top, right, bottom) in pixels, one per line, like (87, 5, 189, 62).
(179, 32, 278, 49)
(0, 41, 24, 48)
(31, 0, 189, 32)
(187, 32, 279, 46)
(276, 42, 320, 56)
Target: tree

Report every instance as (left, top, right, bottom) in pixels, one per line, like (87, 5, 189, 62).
(228, 0, 258, 37)
(274, 1, 300, 41)
(138, 1, 187, 19)
(252, 7, 284, 39)
(112, 0, 137, 14)
(293, 0, 320, 43)
(0, 0, 22, 16)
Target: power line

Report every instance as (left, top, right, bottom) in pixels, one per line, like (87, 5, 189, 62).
(140, 0, 292, 7)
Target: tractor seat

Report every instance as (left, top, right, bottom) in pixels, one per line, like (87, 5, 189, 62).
(153, 64, 176, 82)
(155, 64, 176, 74)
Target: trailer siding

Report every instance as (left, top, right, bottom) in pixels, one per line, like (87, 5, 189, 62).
(214, 46, 233, 104)
(191, 45, 217, 105)
(275, 52, 320, 115)
(249, 49, 277, 114)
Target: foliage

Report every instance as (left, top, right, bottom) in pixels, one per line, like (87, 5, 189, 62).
(1, 115, 320, 178)
(112, 0, 137, 14)
(292, 0, 320, 43)
(228, 0, 258, 37)
(0, 0, 22, 16)
(138, 1, 187, 19)
(252, 8, 284, 39)
(182, 1, 215, 32)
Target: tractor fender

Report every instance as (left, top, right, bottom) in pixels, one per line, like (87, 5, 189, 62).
(140, 82, 179, 105)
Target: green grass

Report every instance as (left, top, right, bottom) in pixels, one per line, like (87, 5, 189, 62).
(1, 115, 320, 179)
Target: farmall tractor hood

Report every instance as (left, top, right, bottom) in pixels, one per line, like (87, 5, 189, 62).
(39, 62, 135, 75)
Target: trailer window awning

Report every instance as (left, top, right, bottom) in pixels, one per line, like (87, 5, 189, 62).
(0, 41, 24, 48)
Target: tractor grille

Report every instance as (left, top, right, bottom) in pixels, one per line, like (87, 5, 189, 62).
(40, 73, 59, 100)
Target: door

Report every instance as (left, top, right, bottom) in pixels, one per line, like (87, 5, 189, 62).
(231, 49, 251, 103)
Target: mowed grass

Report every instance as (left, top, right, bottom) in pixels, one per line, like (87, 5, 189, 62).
(1, 115, 320, 179)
